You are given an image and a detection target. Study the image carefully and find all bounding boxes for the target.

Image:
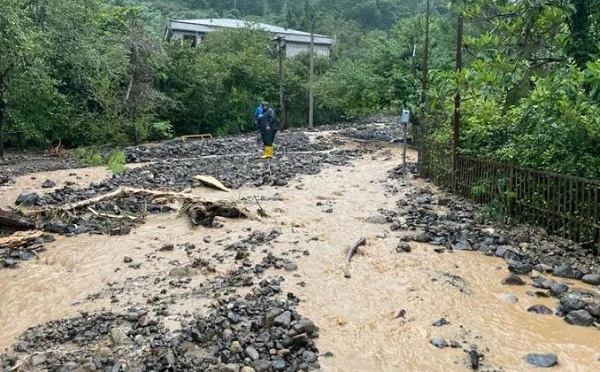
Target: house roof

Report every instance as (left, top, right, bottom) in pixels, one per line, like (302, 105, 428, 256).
(167, 18, 335, 46)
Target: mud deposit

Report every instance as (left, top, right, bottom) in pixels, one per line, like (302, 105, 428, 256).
(1, 120, 599, 371)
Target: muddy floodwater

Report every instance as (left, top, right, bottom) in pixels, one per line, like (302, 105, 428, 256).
(1, 142, 599, 371)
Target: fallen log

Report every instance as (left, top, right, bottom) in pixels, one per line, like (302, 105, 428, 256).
(0, 208, 35, 231)
(0, 230, 44, 249)
(342, 237, 367, 278)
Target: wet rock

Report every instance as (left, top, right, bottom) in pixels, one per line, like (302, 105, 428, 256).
(558, 293, 585, 314)
(549, 283, 570, 297)
(284, 263, 298, 271)
(274, 311, 292, 328)
(366, 215, 389, 224)
(502, 294, 519, 304)
(527, 305, 553, 315)
(241, 367, 256, 372)
(159, 243, 175, 251)
(564, 310, 594, 327)
(110, 327, 132, 345)
(30, 353, 47, 366)
(230, 340, 243, 354)
(432, 318, 449, 327)
(245, 346, 260, 361)
(396, 242, 411, 253)
(501, 274, 526, 286)
(524, 353, 558, 368)
(584, 301, 600, 318)
(430, 337, 448, 348)
(221, 364, 240, 372)
(169, 266, 198, 278)
(123, 256, 133, 263)
(412, 233, 431, 243)
(271, 358, 286, 371)
(582, 274, 600, 286)
(15, 192, 40, 207)
(252, 360, 272, 372)
(41, 179, 56, 188)
(292, 318, 317, 335)
(453, 240, 473, 251)
(553, 265, 574, 279)
(509, 263, 533, 275)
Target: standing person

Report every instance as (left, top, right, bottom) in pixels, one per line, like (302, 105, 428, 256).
(254, 103, 263, 142)
(259, 101, 277, 159)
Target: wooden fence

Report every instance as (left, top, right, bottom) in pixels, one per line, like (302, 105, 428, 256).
(420, 141, 600, 249)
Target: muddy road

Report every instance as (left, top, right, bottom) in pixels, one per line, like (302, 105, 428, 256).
(0, 121, 599, 371)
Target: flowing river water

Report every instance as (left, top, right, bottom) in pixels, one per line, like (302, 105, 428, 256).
(0, 143, 598, 371)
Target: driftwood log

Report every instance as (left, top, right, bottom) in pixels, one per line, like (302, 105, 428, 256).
(0, 231, 44, 249)
(342, 237, 367, 278)
(0, 208, 35, 231)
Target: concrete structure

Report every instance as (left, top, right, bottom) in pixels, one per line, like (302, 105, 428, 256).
(164, 18, 335, 58)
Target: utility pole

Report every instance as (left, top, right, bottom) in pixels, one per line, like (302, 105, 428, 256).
(0, 106, 4, 158)
(308, 24, 315, 129)
(452, 13, 464, 190)
(277, 36, 287, 130)
(411, 44, 417, 78)
(421, 0, 431, 103)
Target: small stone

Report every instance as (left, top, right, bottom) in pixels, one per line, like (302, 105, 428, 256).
(502, 294, 519, 304)
(565, 310, 594, 327)
(134, 334, 144, 345)
(159, 243, 175, 251)
(123, 256, 133, 263)
(527, 305, 553, 315)
(502, 274, 526, 286)
(220, 364, 240, 372)
(396, 242, 412, 253)
(284, 263, 298, 271)
(271, 358, 286, 371)
(430, 337, 448, 348)
(241, 368, 256, 372)
(96, 346, 112, 358)
(41, 179, 56, 188)
(432, 318, 449, 327)
(230, 340, 243, 354)
(524, 353, 558, 368)
(366, 215, 388, 224)
(110, 327, 132, 345)
(582, 274, 600, 286)
(227, 311, 241, 324)
(168, 266, 198, 278)
(252, 360, 271, 372)
(245, 346, 260, 361)
(274, 311, 292, 328)
(30, 353, 47, 366)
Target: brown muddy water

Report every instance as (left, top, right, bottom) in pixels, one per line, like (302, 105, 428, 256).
(1, 144, 599, 371)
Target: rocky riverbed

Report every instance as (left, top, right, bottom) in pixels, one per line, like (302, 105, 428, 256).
(1, 119, 599, 371)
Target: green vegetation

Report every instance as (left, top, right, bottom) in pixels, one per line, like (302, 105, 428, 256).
(1, 0, 599, 179)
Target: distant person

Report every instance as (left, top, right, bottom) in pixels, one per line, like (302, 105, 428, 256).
(259, 101, 277, 159)
(254, 103, 263, 142)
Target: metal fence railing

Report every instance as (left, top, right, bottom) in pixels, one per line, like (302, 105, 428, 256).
(420, 140, 600, 250)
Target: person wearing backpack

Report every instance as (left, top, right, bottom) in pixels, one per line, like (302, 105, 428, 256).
(259, 101, 277, 159)
(254, 103, 263, 142)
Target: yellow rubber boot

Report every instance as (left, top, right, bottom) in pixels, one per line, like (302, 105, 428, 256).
(260, 146, 270, 159)
(266, 145, 273, 158)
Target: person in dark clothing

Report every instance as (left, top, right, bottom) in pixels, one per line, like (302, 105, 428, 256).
(259, 101, 277, 159)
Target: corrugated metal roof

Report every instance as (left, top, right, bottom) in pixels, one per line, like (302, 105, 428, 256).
(172, 18, 331, 39)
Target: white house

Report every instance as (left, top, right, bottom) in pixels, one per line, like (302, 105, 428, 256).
(164, 18, 336, 58)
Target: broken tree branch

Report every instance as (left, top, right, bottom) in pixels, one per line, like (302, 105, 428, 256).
(0, 230, 44, 249)
(342, 237, 367, 278)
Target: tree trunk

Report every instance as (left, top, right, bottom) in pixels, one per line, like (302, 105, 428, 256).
(0, 208, 35, 231)
(0, 99, 5, 158)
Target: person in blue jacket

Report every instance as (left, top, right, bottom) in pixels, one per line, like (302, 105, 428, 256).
(254, 103, 263, 142)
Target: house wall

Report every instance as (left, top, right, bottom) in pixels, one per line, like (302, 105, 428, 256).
(286, 42, 330, 58)
(169, 31, 331, 58)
